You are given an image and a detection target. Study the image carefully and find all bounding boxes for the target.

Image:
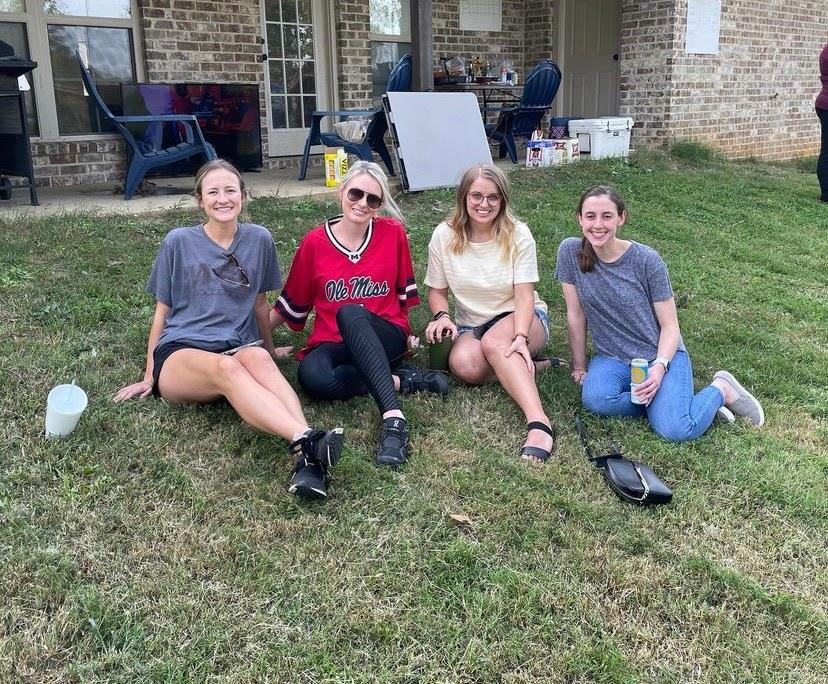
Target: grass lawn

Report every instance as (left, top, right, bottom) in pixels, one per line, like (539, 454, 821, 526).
(1, 149, 826, 683)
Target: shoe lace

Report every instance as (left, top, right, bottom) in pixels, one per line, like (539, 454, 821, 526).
(380, 419, 408, 448)
(289, 429, 325, 471)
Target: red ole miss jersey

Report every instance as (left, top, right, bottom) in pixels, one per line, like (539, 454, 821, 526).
(274, 215, 420, 359)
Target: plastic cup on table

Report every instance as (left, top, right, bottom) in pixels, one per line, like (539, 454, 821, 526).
(45, 382, 88, 439)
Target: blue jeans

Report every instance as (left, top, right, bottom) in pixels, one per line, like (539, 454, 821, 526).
(581, 350, 723, 442)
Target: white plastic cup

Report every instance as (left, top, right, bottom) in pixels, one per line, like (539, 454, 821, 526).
(45, 383, 88, 439)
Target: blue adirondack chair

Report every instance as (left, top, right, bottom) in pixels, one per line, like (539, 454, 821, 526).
(77, 54, 217, 199)
(485, 60, 563, 163)
(298, 53, 412, 180)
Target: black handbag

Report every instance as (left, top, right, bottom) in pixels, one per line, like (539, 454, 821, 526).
(574, 413, 673, 506)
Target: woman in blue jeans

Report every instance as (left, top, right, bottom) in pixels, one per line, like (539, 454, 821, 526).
(555, 186, 765, 442)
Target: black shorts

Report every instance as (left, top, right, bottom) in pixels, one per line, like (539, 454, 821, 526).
(152, 339, 234, 397)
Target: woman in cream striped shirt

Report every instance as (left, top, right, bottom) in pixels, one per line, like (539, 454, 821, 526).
(424, 164, 556, 462)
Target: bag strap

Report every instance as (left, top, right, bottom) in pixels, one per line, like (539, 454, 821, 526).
(574, 411, 623, 467)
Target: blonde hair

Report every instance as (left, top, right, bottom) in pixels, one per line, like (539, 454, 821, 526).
(339, 160, 404, 222)
(447, 164, 516, 260)
(194, 159, 247, 199)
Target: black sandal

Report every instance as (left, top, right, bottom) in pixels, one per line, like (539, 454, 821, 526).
(519, 421, 557, 463)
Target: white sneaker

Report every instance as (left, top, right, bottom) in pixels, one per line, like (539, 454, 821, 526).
(716, 405, 735, 423)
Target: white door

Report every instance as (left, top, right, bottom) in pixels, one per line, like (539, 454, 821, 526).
(262, 0, 335, 156)
(557, 0, 620, 118)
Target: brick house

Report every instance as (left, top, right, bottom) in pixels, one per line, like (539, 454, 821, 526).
(1, 0, 824, 189)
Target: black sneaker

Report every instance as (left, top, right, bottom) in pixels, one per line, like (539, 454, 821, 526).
(308, 427, 345, 468)
(287, 428, 344, 499)
(375, 417, 410, 467)
(288, 456, 328, 500)
(396, 365, 449, 396)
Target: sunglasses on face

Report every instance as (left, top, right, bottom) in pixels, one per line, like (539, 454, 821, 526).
(346, 187, 383, 209)
(467, 191, 502, 205)
(212, 251, 250, 288)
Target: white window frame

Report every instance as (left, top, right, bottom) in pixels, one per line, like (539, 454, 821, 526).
(1, 0, 145, 141)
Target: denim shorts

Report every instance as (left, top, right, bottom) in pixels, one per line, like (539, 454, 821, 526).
(457, 308, 550, 345)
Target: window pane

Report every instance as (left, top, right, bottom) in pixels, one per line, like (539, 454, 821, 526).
(48, 24, 135, 135)
(263, 0, 280, 21)
(302, 95, 315, 127)
(370, 0, 409, 37)
(43, 1, 131, 19)
(266, 23, 282, 59)
(284, 59, 299, 94)
(0, 21, 38, 135)
(271, 95, 286, 128)
(283, 24, 297, 58)
(298, 25, 312, 60)
(1, 1, 26, 12)
(371, 41, 409, 101)
(280, 0, 295, 24)
(286, 95, 300, 128)
(300, 60, 314, 94)
(296, 0, 311, 24)
(268, 60, 284, 95)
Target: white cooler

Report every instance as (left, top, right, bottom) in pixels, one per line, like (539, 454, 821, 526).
(568, 117, 634, 159)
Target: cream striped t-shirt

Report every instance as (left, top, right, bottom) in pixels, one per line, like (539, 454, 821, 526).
(425, 220, 547, 328)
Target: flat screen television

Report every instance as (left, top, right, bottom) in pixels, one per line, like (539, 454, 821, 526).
(120, 83, 263, 173)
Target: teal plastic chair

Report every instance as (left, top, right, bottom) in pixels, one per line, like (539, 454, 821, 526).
(77, 53, 217, 199)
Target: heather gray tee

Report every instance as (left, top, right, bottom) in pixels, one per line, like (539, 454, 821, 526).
(554, 237, 684, 364)
(147, 223, 281, 348)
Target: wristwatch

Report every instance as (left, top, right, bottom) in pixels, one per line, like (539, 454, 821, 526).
(652, 356, 671, 372)
(432, 310, 449, 321)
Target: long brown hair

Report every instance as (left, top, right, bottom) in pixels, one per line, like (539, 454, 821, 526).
(447, 164, 517, 261)
(576, 185, 626, 272)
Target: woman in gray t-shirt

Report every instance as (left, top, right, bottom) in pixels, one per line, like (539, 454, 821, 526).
(555, 185, 764, 442)
(113, 160, 344, 500)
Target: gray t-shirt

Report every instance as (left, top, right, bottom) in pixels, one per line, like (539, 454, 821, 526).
(147, 223, 281, 348)
(554, 237, 684, 364)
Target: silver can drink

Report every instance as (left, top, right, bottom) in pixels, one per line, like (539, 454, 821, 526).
(630, 358, 649, 405)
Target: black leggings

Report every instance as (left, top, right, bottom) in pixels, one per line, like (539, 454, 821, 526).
(297, 304, 407, 413)
(817, 106, 828, 201)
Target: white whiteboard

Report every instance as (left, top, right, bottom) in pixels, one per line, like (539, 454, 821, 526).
(385, 92, 493, 192)
(460, 0, 502, 32)
(686, 0, 721, 54)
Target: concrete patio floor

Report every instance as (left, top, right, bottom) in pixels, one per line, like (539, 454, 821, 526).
(0, 161, 343, 218)
(0, 156, 518, 218)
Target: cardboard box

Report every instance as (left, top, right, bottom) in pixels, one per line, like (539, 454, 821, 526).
(552, 137, 580, 164)
(525, 139, 555, 167)
(324, 147, 348, 186)
(525, 138, 579, 167)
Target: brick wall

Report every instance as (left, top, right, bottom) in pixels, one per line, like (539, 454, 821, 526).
(524, 0, 556, 68)
(335, 2, 373, 109)
(618, 0, 679, 148)
(30, 139, 128, 188)
(665, 0, 826, 159)
(432, 0, 526, 79)
(620, 0, 826, 158)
